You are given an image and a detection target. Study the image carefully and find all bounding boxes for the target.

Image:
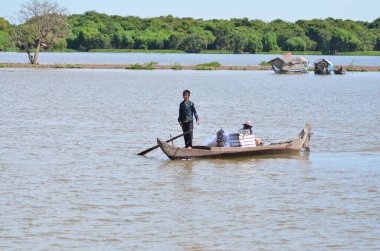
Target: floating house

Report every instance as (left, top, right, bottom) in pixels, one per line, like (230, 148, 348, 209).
(314, 58, 334, 74)
(268, 56, 309, 74)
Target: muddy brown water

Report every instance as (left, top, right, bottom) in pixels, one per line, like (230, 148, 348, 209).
(1, 68, 379, 250)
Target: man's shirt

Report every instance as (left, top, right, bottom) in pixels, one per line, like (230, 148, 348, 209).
(178, 100, 198, 123)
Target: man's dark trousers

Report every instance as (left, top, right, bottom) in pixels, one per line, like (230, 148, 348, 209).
(181, 122, 193, 148)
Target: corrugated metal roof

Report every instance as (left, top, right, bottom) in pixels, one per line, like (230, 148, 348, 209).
(269, 56, 309, 64)
(314, 58, 333, 65)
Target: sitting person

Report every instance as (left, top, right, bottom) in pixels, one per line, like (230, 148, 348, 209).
(239, 121, 253, 135)
(205, 121, 263, 147)
(238, 120, 263, 145)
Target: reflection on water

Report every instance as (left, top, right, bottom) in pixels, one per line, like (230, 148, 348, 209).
(1, 68, 379, 250)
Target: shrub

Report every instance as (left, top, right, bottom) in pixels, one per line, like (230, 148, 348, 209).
(144, 61, 158, 70)
(195, 61, 221, 70)
(128, 61, 158, 70)
(259, 61, 271, 66)
(129, 63, 143, 69)
(53, 64, 81, 68)
(172, 63, 182, 70)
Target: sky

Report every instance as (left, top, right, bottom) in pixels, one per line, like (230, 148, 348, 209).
(1, 0, 379, 23)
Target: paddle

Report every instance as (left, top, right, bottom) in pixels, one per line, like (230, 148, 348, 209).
(137, 130, 191, 155)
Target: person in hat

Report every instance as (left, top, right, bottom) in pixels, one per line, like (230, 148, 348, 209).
(238, 120, 263, 145)
(239, 121, 253, 135)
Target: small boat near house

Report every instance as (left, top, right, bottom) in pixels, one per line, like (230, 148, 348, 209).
(334, 66, 345, 75)
(314, 58, 334, 74)
(157, 123, 312, 160)
(268, 54, 309, 74)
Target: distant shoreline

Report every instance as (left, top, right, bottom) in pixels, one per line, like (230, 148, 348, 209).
(1, 63, 379, 72)
(2, 49, 380, 56)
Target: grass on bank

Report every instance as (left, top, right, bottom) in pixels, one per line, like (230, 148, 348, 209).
(195, 61, 221, 70)
(335, 51, 380, 56)
(87, 49, 325, 55)
(128, 61, 158, 70)
(172, 63, 182, 70)
(199, 50, 233, 54)
(256, 50, 321, 55)
(87, 49, 380, 56)
(259, 61, 272, 66)
(89, 49, 185, 53)
(52, 63, 82, 68)
(45, 48, 79, 52)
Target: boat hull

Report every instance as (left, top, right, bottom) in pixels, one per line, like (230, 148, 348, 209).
(272, 64, 308, 74)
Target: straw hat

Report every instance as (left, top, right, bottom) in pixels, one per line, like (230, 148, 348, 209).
(243, 120, 252, 127)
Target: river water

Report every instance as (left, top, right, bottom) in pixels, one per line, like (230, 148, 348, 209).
(1, 51, 380, 66)
(1, 68, 380, 250)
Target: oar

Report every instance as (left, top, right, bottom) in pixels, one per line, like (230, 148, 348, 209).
(137, 131, 191, 155)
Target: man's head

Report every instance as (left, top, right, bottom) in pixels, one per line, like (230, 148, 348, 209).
(243, 120, 253, 129)
(183, 90, 191, 101)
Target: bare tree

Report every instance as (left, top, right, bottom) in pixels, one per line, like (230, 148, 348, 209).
(15, 0, 68, 64)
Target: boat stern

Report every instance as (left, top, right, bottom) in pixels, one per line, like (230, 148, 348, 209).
(302, 123, 312, 151)
(286, 123, 312, 150)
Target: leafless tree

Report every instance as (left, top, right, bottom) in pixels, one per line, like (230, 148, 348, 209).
(15, 0, 68, 64)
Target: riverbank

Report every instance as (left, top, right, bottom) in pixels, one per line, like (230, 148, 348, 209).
(46, 49, 380, 56)
(3, 49, 380, 56)
(1, 63, 379, 72)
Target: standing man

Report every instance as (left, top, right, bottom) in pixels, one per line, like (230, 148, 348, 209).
(178, 90, 199, 149)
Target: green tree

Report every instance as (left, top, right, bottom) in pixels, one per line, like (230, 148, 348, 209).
(355, 28, 376, 51)
(231, 30, 248, 53)
(375, 37, 380, 50)
(112, 30, 134, 48)
(262, 31, 279, 51)
(269, 19, 305, 50)
(212, 22, 234, 50)
(303, 36, 318, 51)
(330, 27, 362, 53)
(285, 36, 306, 51)
(368, 18, 380, 29)
(0, 18, 13, 51)
(296, 19, 332, 53)
(188, 27, 215, 49)
(245, 32, 263, 53)
(181, 33, 209, 53)
(134, 30, 168, 49)
(0, 17, 14, 34)
(15, 0, 68, 64)
(51, 38, 67, 50)
(167, 32, 186, 50)
(74, 27, 100, 51)
(19, 10, 376, 54)
(0, 30, 12, 51)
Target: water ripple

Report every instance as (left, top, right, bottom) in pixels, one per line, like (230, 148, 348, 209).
(1, 69, 379, 250)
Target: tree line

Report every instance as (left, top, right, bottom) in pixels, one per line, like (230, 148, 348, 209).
(1, 10, 380, 55)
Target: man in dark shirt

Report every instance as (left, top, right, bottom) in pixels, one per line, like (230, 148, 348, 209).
(178, 90, 199, 148)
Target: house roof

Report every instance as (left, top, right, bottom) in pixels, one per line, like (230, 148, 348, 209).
(314, 58, 333, 65)
(269, 56, 309, 64)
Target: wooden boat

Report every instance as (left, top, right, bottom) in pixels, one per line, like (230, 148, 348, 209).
(268, 55, 309, 74)
(157, 123, 312, 160)
(334, 67, 345, 75)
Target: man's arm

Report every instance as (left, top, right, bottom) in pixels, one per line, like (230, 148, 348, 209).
(178, 103, 183, 127)
(192, 102, 200, 125)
